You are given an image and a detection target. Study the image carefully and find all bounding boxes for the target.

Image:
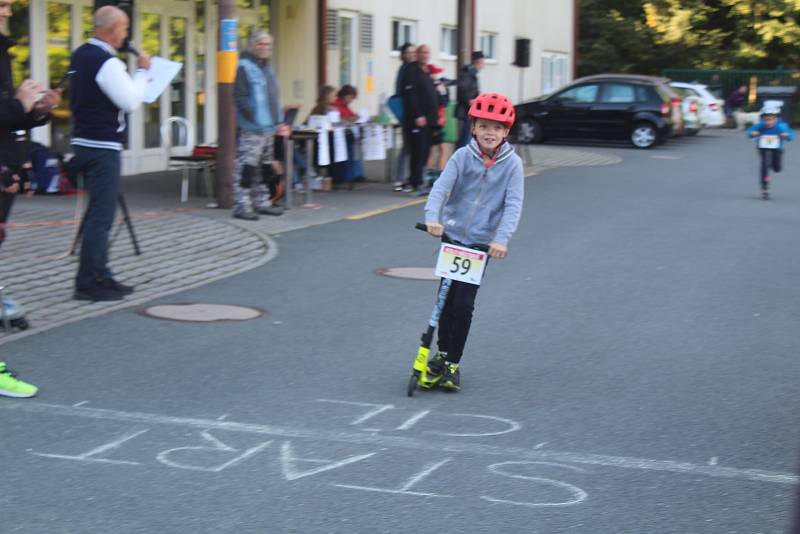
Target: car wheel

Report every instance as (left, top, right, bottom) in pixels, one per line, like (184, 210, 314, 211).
(631, 122, 658, 149)
(516, 117, 544, 144)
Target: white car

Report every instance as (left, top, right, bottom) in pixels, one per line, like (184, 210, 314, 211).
(670, 81, 726, 127)
(670, 85, 705, 135)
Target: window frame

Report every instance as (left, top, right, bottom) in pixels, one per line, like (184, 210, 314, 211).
(479, 31, 498, 62)
(391, 18, 417, 56)
(541, 52, 569, 95)
(440, 25, 457, 60)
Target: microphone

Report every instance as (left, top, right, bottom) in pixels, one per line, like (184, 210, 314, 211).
(122, 40, 140, 56)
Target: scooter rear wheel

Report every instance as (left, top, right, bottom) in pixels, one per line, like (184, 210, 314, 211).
(407, 371, 420, 397)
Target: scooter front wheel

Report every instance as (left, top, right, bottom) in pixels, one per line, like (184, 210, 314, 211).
(407, 370, 420, 397)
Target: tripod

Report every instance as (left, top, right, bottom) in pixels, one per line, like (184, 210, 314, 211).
(69, 192, 141, 256)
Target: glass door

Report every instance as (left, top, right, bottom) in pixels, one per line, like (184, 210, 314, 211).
(132, 0, 195, 174)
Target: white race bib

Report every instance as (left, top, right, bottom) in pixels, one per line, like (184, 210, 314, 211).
(434, 243, 488, 285)
(758, 135, 781, 150)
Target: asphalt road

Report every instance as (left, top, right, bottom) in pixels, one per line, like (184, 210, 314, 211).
(3, 130, 800, 533)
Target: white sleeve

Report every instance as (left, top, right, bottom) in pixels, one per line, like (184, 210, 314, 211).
(95, 57, 148, 113)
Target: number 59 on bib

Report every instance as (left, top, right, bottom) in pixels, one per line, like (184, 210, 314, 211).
(434, 243, 488, 285)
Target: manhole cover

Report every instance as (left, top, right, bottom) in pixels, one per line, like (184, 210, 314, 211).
(376, 267, 438, 281)
(139, 304, 265, 322)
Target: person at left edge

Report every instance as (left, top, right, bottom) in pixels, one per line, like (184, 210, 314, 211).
(0, 0, 61, 398)
(69, 5, 151, 301)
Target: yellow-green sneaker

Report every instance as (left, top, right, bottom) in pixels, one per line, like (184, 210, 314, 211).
(440, 363, 460, 392)
(0, 362, 38, 398)
(427, 351, 446, 376)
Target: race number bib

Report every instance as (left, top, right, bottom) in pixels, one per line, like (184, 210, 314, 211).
(758, 135, 781, 149)
(435, 243, 487, 285)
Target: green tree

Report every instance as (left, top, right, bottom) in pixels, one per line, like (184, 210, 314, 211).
(578, 0, 800, 76)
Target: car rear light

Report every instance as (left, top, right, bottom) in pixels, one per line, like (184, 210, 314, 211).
(689, 101, 698, 113)
(671, 98, 681, 109)
(660, 103, 670, 115)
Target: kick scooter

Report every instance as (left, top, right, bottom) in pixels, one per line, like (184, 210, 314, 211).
(406, 223, 488, 397)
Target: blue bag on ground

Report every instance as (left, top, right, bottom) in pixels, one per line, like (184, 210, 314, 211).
(28, 143, 62, 194)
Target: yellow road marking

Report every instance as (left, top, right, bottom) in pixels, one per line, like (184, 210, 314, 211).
(346, 198, 427, 220)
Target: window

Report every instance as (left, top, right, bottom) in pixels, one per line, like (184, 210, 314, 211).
(441, 26, 457, 58)
(542, 53, 568, 94)
(47, 2, 72, 154)
(557, 84, 599, 104)
(601, 83, 636, 103)
(479, 32, 497, 60)
(392, 19, 416, 52)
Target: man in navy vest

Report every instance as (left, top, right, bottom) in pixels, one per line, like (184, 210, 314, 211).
(232, 30, 288, 220)
(69, 5, 151, 301)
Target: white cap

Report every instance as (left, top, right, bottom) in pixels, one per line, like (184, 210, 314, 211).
(761, 104, 781, 115)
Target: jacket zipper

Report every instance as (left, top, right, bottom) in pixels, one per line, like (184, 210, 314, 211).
(463, 166, 488, 241)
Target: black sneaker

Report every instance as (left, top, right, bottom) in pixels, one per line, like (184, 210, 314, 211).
(427, 352, 446, 376)
(97, 277, 133, 295)
(233, 210, 259, 221)
(256, 205, 284, 216)
(440, 362, 461, 392)
(74, 285, 124, 302)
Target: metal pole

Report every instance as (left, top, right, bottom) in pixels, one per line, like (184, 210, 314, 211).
(283, 137, 293, 209)
(304, 137, 314, 205)
(0, 286, 10, 332)
(572, 0, 580, 80)
(216, 0, 238, 209)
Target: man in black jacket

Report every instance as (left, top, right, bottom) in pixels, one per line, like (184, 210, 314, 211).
(401, 44, 439, 195)
(0, 0, 61, 398)
(455, 51, 485, 148)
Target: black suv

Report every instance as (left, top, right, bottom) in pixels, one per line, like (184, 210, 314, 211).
(512, 74, 679, 149)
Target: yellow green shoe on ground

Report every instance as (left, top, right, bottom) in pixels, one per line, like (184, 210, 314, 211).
(0, 362, 38, 398)
(440, 363, 460, 392)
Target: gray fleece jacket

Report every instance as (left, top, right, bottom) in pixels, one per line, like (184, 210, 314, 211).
(425, 140, 524, 246)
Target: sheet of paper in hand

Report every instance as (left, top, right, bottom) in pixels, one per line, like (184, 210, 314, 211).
(143, 57, 183, 104)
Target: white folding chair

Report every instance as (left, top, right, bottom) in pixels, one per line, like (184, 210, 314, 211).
(160, 117, 213, 203)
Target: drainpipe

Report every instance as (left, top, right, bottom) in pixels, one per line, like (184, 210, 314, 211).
(572, 0, 580, 80)
(216, 0, 237, 209)
(318, 0, 327, 87)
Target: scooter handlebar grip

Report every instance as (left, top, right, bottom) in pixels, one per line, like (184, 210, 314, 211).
(415, 223, 428, 232)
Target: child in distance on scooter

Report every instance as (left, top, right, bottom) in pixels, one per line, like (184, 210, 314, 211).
(747, 103, 794, 199)
(423, 92, 524, 391)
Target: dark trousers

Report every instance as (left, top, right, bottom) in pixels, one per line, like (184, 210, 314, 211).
(72, 146, 121, 289)
(407, 125, 433, 188)
(437, 279, 480, 363)
(456, 118, 472, 149)
(758, 148, 783, 190)
(0, 191, 15, 248)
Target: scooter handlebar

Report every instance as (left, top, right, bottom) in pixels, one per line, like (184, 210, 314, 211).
(415, 223, 490, 252)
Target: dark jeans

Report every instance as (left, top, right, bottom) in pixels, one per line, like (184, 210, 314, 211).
(0, 191, 15, 248)
(407, 125, 433, 189)
(758, 148, 783, 189)
(437, 279, 480, 364)
(456, 118, 472, 149)
(72, 146, 121, 289)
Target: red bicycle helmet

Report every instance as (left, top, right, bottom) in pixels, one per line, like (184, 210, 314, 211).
(468, 92, 516, 129)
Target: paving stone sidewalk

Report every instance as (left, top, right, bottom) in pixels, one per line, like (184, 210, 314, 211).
(0, 205, 275, 344)
(0, 144, 619, 343)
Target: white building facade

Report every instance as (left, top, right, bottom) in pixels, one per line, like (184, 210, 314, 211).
(4, 0, 575, 176)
